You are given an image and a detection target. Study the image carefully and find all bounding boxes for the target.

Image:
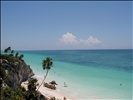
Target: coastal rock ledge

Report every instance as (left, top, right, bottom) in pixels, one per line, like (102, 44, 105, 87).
(0, 58, 34, 89)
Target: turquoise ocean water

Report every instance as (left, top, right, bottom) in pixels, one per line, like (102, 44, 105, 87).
(17, 50, 132, 99)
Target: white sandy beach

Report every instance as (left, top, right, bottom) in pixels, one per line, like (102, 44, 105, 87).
(21, 77, 72, 100)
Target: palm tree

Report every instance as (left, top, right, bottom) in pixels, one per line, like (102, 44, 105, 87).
(11, 50, 14, 54)
(7, 47, 11, 53)
(4, 48, 8, 54)
(37, 57, 53, 90)
(19, 54, 24, 59)
(10, 50, 14, 56)
(4, 47, 11, 54)
(15, 52, 19, 57)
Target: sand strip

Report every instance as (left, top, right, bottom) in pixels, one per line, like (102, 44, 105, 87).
(21, 80, 71, 100)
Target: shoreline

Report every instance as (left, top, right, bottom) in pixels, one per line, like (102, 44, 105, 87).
(21, 76, 72, 100)
(20, 50, 132, 100)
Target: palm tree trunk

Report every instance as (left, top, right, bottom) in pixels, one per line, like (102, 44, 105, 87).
(37, 69, 49, 91)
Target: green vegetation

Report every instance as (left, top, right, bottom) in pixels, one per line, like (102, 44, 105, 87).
(28, 78, 38, 91)
(0, 47, 40, 100)
(15, 52, 19, 57)
(4, 46, 11, 54)
(1, 47, 24, 63)
(0, 54, 19, 63)
(49, 97, 56, 100)
(49, 97, 61, 100)
(1, 78, 47, 100)
(1, 86, 26, 100)
(37, 57, 53, 90)
(0, 47, 58, 100)
(19, 54, 24, 61)
(10, 50, 14, 56)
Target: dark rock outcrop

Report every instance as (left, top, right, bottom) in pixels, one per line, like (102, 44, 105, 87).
(43, 82, 56, 90)
(0, 58, 34, 89)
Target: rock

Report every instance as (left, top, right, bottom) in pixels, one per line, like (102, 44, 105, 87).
(0, 58, 34, 89)
(5, 70, 8, 74)
(0, 59, 2, 64)
(49, 80, 57, 85)
(1, 63, 15, 72)
(2, 59, 9, 63)
(14, 62, 19, 66)
(44, 82, 56, 90)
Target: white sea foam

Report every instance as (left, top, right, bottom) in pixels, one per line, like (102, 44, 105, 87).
(35, 75, 43, 78)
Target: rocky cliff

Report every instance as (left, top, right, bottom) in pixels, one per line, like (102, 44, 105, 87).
(0, 55, 34, 89)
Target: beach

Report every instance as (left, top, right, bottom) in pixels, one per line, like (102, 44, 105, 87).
(19, 50, 133, 99)
(21, 77, 71, 100)
(21, 75, 101, 100)
(2, 1, 132, 99)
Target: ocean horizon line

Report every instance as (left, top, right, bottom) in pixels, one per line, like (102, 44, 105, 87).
(1, 48, 132, 52)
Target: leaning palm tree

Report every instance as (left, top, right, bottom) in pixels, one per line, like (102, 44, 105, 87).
(4, 47, 11, 54)
(37, 57, 53, 90)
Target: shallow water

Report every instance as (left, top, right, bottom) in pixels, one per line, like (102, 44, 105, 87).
(16, 50, 133, 99)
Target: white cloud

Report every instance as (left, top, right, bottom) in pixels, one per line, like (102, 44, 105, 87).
(80, 36, 102, 46)
(60, 32, 78, 45)
(59, 33, 102, 48)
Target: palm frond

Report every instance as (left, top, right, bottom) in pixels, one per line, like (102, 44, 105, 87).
(42, 57, 53, 70)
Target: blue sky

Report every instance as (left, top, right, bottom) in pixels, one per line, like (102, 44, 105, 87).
(1, 1, 132, 50)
